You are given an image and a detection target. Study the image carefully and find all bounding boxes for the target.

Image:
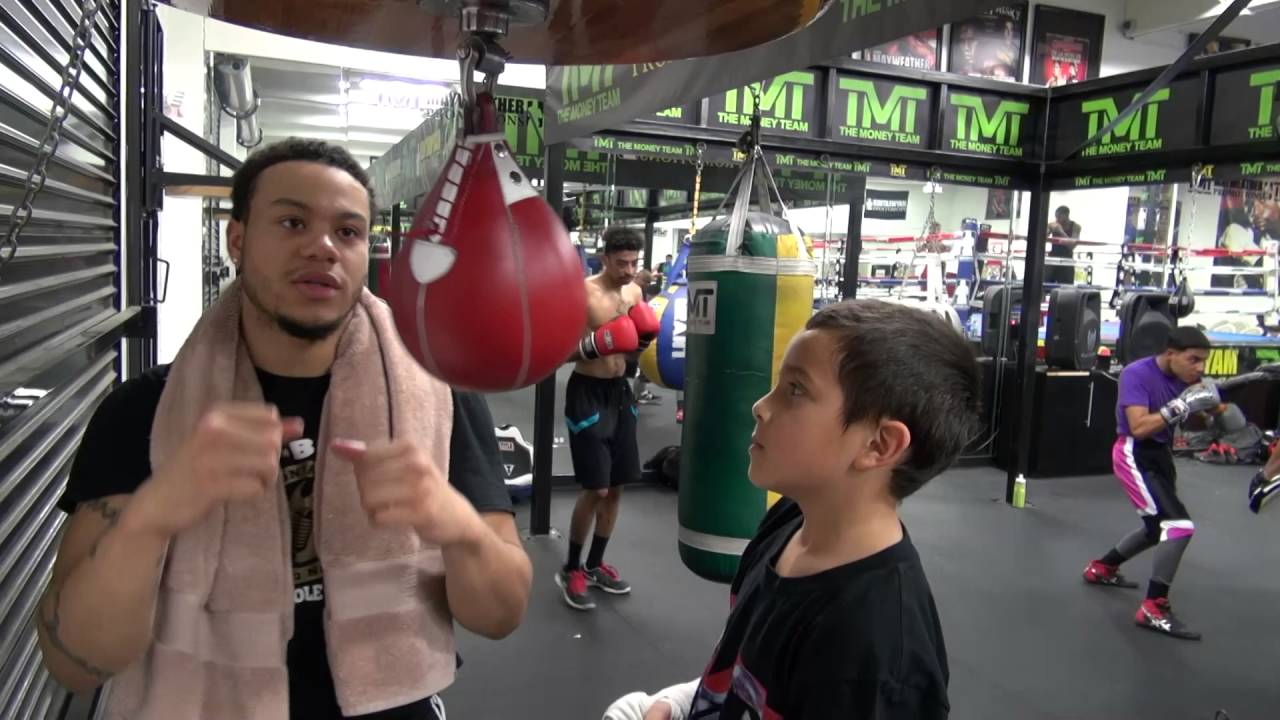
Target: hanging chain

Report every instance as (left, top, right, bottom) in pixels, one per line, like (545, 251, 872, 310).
(900, 167, 942, 300)
(689, 142, 706, 237)
(1, 0, 104, 280)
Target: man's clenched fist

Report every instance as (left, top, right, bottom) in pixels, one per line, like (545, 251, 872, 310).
(330, 438, 482, 547)
(128, 403, 304, 540)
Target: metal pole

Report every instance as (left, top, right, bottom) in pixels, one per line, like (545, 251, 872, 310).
(531, 143, 566, 536)
(123, 0, 145, 378)
(1006, 170, 1049, 503)
(840, 175, 867, 300)
(390, 202, 403, 257)
(643, 188, 659, 270)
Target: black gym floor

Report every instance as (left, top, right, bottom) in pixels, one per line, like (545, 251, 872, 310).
(469, 374, 1278, 720)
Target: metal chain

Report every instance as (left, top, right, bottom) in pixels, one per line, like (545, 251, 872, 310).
(899, 167, 942, 300)
(1, 0, 104, 280)
(689, 142, 705, 237)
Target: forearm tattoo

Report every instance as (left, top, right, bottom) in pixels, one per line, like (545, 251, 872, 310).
(80, 499, 121, 559)
(40, 578, 112, 681)
(37, 499, 125, 680)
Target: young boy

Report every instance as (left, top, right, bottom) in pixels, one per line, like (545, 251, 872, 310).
(605, 300, 980, 720)
(1083, 326, 1217, 640)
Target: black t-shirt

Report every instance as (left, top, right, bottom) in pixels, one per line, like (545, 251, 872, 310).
(689, 500, 950, 719)
(58, 364, 514, 720)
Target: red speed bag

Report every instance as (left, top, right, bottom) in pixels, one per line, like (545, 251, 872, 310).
(387, 132, 586, 391)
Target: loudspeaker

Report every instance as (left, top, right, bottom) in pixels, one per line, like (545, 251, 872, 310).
(1046, 288, 1101, 370)
(1117, 292, 1174, 365)
(981, 284, 1022, 358)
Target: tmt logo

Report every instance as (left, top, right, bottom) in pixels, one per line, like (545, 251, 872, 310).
(838, 78, 927, 145)
(840, 0, 904, 22)
(557, 65, 620, 122)
(1248, 68, 1280, 140)
(1080, 88, 1170, 157)
(949, 94, 1031, 157)
(718, 72, 815, 133)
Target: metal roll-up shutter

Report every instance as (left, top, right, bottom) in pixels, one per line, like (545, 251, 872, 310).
(0, 0, 127, 716)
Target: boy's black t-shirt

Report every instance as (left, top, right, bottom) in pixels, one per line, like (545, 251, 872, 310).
(58, 364, 514, 720)
(690, 499, 950, 719)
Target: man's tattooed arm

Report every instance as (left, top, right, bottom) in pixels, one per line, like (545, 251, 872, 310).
(79, 498, 121, 558)
(38, 578, 113, 681)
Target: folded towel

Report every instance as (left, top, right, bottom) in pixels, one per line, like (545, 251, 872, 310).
(106, 280, 455, 719)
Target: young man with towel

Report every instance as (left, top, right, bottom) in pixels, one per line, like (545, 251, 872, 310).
(36, 139, 532, 719)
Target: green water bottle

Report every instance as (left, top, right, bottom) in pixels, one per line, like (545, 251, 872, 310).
(1012, 474, 1027, 509)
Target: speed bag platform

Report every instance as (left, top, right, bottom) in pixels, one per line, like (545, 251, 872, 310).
(678, 212, 816, 583)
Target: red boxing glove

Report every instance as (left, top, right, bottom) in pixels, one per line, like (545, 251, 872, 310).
(628, 302, 661, 352)
(579, 316, 639, 360)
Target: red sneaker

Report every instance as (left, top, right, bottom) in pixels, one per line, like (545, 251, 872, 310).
(1136, 598, 1202, 640)
(555, 568, 595, 610)
(1082, 560, 1139, 588)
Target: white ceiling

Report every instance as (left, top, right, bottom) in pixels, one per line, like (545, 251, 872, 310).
(237, 56, 458, 166)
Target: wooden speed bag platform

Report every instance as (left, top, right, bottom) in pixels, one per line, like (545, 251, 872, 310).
(209, 0, 833, 64)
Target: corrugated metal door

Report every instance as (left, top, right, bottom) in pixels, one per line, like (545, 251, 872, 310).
(0, 0, 127, 716)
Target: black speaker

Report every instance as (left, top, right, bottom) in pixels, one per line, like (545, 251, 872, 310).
(1046, 288, 1101, 370)
(1117, 293, 1174, 365)
(981, 284, 1022, 358)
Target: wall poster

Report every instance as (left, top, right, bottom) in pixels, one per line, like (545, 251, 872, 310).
(863, 29, 941, 71)
(1213, 189, 1279, 290)
(948, 4, 1028, 82)
(865, 189, 910, 220)
(1030, 6, 1105, 87)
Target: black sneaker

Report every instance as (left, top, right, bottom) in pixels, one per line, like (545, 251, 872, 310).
(1135, 598, 1202, 640)
(555, 568, 595, 610)
(584, 564, 632, 595)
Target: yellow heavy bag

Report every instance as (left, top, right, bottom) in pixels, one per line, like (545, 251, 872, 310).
(678, 211, 816, 582)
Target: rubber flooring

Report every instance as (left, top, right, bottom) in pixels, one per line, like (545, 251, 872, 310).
(443, 449, 1280, 719)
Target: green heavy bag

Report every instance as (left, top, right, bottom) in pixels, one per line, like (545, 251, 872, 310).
(678, 211, 816, 583)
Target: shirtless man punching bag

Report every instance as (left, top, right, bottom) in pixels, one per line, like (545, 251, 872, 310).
(555, 228, 659, 610)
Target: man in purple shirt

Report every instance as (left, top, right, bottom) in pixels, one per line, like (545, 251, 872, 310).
(1083, 326, 1219, 640)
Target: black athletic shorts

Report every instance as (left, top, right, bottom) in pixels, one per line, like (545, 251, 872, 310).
(1112, 436, 1195, 539)
(565, 372, 640, 491)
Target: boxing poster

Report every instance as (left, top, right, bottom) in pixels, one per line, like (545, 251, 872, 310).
(1213, 189, 1279, 290)
(947, 4, 1027, 82)
(864, 190, 910, 220)
(1038, 35, 1088, 87)
(1029, 6, 1104, 86)
(985, 189, 1012, 220)
(863, 30, 941, 72)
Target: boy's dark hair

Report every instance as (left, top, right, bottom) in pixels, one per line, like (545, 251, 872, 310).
(1056, 205, 1071, 216)
(602, 226, 643, 255)
(806, 300, 981, 500)
(230, 138, 375, 223)
(1166, 326, 1211, 351)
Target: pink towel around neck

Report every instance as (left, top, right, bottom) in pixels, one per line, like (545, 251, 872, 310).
(105, 281, 456, 719)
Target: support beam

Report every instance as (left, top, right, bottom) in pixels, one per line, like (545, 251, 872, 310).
(530, 143, 566, 537)
(840, 177, 866, 301)
(160, 114, 244, 171)
(1006, 171, 1049, 504)
(643, 188, 659, 270)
